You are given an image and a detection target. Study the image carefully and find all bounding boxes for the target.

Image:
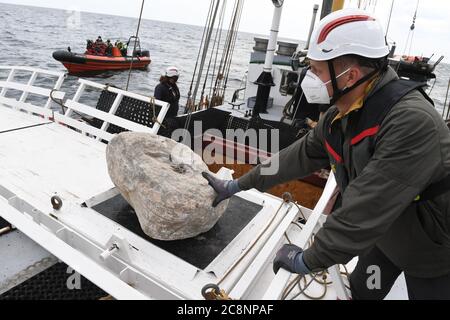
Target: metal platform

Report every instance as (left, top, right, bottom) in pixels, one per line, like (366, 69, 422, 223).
(0, 263, 107, 300)
(93, 195, 263, 270)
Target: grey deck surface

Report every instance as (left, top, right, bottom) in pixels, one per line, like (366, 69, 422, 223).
(93, 195, 263, 270)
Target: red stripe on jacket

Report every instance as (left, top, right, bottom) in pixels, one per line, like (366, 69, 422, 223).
(325, 141, 343, 163)
(351, 126, 380, 146)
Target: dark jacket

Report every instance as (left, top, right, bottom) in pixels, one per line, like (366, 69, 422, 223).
(238, 67, 450, 278)
(154, 81, 180, 118)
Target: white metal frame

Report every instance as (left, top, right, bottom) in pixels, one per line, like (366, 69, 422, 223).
(0, 66, 66, 119)
(262, 171, 351, 300)
(54, 79, 170, 142)
(0, 171, 305, 300)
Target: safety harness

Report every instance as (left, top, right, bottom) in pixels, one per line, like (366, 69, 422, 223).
(324, 78, 450, 202)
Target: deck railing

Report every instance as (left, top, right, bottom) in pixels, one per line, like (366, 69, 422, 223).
(0, 66, 170, 142)
(0, 66, 66, 119)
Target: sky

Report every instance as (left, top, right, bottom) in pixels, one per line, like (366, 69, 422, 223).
(1, 0, 449, 62)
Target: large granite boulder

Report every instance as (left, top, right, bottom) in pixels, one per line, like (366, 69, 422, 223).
(106, 132, 229, 241)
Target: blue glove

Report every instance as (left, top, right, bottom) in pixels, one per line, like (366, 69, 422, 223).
(202, 172, 241, 207)
(273, 244, 311, 275)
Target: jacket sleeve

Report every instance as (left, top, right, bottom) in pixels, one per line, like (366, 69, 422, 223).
(237, 116, 330, 192)
(302, 97, 444, 271)
(154, 84, 166, 102)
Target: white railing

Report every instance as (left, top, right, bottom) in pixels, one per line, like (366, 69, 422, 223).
(0, 66, 170, 142)
(54, 79, 170, 142)
(262, 172, 351, 300)
(0, 66, 66, 119)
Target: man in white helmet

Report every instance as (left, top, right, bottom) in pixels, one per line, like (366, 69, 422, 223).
(154, 66, 181, 118)
(203, 9, 450, 300)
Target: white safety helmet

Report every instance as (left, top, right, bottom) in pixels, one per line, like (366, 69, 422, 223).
(162, 66, 180, 78)
(307, 8, 390, 61)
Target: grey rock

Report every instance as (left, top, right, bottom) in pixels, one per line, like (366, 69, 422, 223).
(106, 132, 229, 241)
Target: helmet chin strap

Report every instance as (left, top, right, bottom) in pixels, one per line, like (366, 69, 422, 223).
(327, 60, 385, 106)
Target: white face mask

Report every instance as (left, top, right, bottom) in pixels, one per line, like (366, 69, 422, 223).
(301, 68, 351, 105)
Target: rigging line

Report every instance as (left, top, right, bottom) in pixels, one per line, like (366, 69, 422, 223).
(444, 78, 450, 119)
(291, 92, 306, 126)
(212, 0, 238, 101)
(200, 0, 228, 108)
(222, 0, 244, 99)
(209, 0, 228, 103)
(385, 0, 395, 37)
(222, 0, 242, 95)
(192, 0, 222, 108)
(126, 0, 145, 91)
(225, 0, 243, 81)
(182, 0, 217, 137)
(405, 0, 420, 55)
(427, 78, 437, 96)
(187, 0, 215, 103)
(217, 0, 241, 99)
(222, 0, 244, 100)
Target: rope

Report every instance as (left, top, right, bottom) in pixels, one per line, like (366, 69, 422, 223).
(211, 0, 240, 106)
(279, 208, 351, 300)
(385, 0, 395, 37)
(427, 78, 437, 96)
(191, 0, 222, 108)
(186, 0, 215, 111)
(221, 0, 244, 100)
(182, 0, 222, 143)
(202, 194, 295, 300)
(442, 78, 450, 119)
(221, 0, 244, 101)
(126, 0, 145, 91)
(209, 0, 228, 105)
(217, 199, 293, 287)
(403, 0, 420, 56)
(199, 0, 228, 110)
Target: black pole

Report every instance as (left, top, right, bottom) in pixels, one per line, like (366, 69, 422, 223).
(252, 72, 275, 117)
(320, 0, 333, 19)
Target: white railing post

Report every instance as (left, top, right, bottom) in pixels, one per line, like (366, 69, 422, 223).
(262, 172, 339, 300)
(66, 82, 86, 118)
(19, 71, 38, 110)
(1, 68, 16, 97)
(328, 265, 351, 300)
(97, 92, 124, 141)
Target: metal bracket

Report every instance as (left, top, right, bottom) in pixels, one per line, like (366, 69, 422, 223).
(101, 234, 136, 264)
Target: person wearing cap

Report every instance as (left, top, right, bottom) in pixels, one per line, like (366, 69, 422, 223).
(154, 67, 181, 118)
(202, 8, 450, 300)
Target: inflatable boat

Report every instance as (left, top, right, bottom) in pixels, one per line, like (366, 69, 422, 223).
(53, 36, 151, 75)
(53, 50, 151, 75)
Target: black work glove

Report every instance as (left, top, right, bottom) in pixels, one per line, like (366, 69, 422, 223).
(273, 244, 310, 275)
(202, 172, 241, 207)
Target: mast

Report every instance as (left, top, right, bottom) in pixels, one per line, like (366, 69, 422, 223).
(305, 4, 320, 50)
(252, 0, 284, 118)
(320, 0, 333, 19)
(321, 0, 345, 19)
(331, 0, 345, 12)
